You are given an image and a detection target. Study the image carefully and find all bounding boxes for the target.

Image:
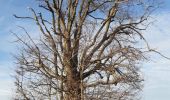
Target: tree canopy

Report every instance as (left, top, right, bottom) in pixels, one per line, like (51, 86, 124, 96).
(14, 0, 159, 100)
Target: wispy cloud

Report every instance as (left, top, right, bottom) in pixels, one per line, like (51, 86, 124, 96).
(142, 12, 170, 100)
(0, 64, 14, 100)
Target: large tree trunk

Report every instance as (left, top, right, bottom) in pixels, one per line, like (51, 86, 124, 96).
(65, 77, 81, 100)
(63, 51, 81, 99)
(64, 64, 81, 99)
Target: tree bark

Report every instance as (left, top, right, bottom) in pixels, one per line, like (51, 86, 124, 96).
(63, 50, 81, 100)
(65, 78, 81, 100)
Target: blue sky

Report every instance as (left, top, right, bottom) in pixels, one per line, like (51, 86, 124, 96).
(0, 0, 170, 100)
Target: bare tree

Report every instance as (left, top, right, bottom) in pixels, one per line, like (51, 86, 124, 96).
(13, 0, 159, 100)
